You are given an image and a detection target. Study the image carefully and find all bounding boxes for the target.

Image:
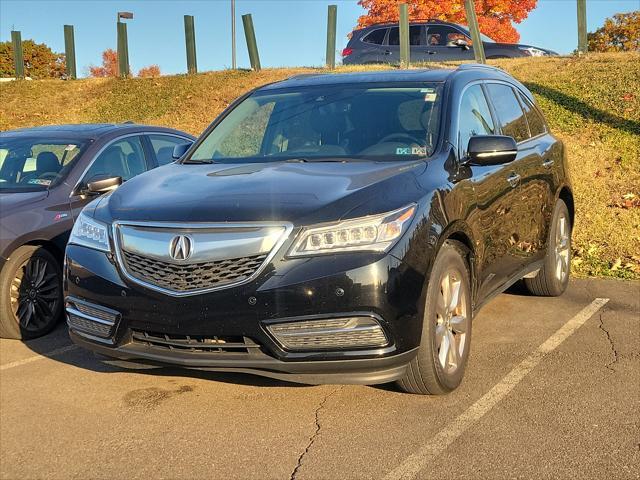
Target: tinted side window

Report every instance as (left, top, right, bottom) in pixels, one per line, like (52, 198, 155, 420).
(149, 135, 190, 166)
(458, 85, 495, 158)
(486, 84, 530, 142)
(362, 28, 387, 45)
(518, 92, 546, 137)
(84, 136, 147, 183)
(426, 25, 470, 46)
(388, 26, 422, 46)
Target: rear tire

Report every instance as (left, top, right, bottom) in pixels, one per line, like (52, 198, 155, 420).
(0, 246, 63, 339)
(397, 241, 472, 395)
(524, 199, 571, 297)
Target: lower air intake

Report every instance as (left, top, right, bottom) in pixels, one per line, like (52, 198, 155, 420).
(266, 316, 388, 351)
(66, 298, 120, 339)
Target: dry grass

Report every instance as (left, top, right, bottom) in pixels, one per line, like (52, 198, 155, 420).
(1, 53, 638, 278)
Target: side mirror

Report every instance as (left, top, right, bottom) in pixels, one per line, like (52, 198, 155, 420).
(448, 38, 470, 49)
(85, 175, 123, 195)
(466, 135, 518, 165)
(172, 142, 193, 160)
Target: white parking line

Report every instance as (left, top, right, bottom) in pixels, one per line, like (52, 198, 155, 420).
(384, 297, 610, 480)
(0, 344, 79, 371)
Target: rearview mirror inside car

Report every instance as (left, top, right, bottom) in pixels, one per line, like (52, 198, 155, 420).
(466, 135, 518, 166)
(172, 142, 193, 160)
(85, 175, 123, 195)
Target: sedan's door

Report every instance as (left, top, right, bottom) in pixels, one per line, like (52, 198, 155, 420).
(424, 25, 475, 61)
(385, 25, 426, 63)
(69, 135, 152, 219)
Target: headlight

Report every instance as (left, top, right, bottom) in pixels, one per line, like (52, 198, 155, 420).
(288, 204, 416, 257)
(519, 46, 547, 57)
(69, 212, 111, 253)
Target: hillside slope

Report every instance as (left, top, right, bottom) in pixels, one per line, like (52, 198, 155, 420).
(1, 53, 639, 279)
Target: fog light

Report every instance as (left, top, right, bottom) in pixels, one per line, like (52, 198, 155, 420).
(266, 316, 388, 351)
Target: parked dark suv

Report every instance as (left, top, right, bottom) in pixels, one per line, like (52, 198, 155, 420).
(0, 124, 194, 339)
(65, 66, 573, 394)
(342, 20, 558, 64)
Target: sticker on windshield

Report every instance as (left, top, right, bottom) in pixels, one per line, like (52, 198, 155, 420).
(27, 178, 52, 186)
(396, 147, 427, 156)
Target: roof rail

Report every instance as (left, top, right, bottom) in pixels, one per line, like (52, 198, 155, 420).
(360, 18, 451, 28)
(286, 73, 325, 81)
(121, 120, 136, 124)
(457, 64, 504, 72)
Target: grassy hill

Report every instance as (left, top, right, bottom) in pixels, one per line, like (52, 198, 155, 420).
(1, 53, 639, 279)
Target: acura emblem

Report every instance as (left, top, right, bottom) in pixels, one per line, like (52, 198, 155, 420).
(169, 235, 193, 261)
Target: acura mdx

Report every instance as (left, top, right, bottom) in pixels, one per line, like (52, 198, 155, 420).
(64, 66, 573, 394)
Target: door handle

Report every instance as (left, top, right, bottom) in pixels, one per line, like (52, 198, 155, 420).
(542, 159, 554, 168)
(507, 173, 521, 188)
(426, 50, 436, 55)
(383, 50, 392, 55)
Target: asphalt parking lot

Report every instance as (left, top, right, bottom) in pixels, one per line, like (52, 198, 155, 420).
(1, 278, 638, 480)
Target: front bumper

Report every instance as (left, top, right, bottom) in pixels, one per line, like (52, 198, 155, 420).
(64, 244, 425, 385)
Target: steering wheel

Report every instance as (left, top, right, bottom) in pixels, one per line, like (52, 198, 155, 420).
(377, 133, 424, 145)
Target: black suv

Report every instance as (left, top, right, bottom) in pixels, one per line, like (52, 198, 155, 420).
(342, 20, 558, 64)
(65, 66, 573, 394)
(0, 124, 194, 339)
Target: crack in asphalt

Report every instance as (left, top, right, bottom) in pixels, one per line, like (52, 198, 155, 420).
(289, 387, 342, 480)
(598, 312, 619, 372)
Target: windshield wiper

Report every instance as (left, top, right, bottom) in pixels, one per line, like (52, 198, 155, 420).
(182, 159, 214, 164)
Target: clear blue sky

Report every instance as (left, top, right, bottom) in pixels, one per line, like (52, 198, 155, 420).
(0, 0, 637, 76)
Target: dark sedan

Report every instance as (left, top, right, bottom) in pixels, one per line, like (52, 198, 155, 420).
(0, 123, 194, 339)
(342, 20, 558, 64)
(65, 66, 573, 394)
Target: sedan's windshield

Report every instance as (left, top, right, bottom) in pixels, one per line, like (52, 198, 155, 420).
(189, 83, 443, 163)
(0, 136, 88, 192)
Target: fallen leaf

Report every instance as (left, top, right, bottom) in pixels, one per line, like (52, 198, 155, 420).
(611, 258, 622, 271)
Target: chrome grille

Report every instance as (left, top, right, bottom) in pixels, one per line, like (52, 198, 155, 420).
(122, 251, 268, 293)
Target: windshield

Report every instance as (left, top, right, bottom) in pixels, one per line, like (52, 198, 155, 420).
(189, 83, 443, 163)
(0, 136, 88, 192)
(453, 24, 495, 43)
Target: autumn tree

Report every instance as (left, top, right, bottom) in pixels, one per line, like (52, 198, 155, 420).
(588, 11, 640, 52)
(89, 49, 118, 77)
(357, 0, 537, 43)
(137, 65, 161, 77)
(89, 49, 161, 78)
(0, 39, 65, 78)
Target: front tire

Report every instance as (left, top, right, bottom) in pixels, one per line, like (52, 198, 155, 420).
(398, 241, 472, 395)
(0, 246, 63, 339)
(524, 199, 571, 297)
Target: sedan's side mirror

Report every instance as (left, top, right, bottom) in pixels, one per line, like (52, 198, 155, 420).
(466, 135, 518, 165)
(85, 175, 123, 195)
(172, 142, 193, 160)
(448, 38, 470, 49)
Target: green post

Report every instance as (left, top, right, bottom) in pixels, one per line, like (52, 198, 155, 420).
(242, 14, 261, 71)
(464, 0, 486, 64)
(184, 15, 198, 74)
(64, 25, 77, 79)
(117, 21, 130, 77)
(11, 31, 24, 79)
(577, 0, 588, 54)
(326, 5, 337, 69)
(399, 3, 409, 68)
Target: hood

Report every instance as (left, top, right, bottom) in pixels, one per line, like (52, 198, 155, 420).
(0, 190, 49, 213)
(494, 42, 558, 56)
(96, 160, 429, 226)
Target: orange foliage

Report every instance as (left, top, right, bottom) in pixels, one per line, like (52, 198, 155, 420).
(357, 0, 538, 43)
(137, 65, 161, 78)
(89, 49, 118, 77)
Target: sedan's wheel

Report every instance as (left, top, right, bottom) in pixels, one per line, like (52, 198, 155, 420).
(398, 240, 472, 395)
(524, 199, 571, 297)
(0, 246, 63, 339)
